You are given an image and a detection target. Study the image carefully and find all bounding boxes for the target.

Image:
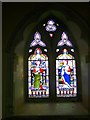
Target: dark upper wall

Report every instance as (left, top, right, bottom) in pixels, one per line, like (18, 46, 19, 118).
(2, 2, 88, 53)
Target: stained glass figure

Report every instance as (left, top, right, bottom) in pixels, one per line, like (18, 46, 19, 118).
(30, 32, 46, 47)
(45, 20, 57, 32)
(56, 49, 77, 97)
(28, 48, 49, 98)
(57, 32, 72, 47)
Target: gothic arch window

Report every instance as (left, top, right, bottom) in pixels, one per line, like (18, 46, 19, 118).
(28, 32, 49, 98)
(56, 32, 77, 97)
(26, 18, 79, 101)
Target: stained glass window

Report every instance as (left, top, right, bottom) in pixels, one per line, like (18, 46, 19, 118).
(27, 22, 78, 100)
(28, 48, 49, 98)
(56, 49, 77, 97)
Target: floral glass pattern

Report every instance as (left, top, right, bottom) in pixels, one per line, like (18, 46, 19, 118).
(57, 32, 72, 47)
(30, 32, 46, 47)
(45, 20, 57, 32)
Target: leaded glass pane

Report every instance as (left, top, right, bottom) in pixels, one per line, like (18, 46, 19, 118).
(56, 49, 77, 97)
(28, 48, 49, 98)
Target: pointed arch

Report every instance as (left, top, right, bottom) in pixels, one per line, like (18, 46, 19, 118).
(56, 32, 77, 97)
(24, 13, 81, 101)
(28, 32, 49, 98)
